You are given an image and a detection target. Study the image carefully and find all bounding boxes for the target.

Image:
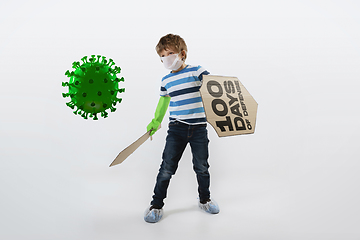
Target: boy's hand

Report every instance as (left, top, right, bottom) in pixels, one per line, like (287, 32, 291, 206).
(147, 119, 160, 136)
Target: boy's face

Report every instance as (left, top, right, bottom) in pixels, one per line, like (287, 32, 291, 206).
(159, 46, 185, 59)
(159, 46, 186, 72)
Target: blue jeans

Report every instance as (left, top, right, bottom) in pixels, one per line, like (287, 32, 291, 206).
(151, 121, 211, 208)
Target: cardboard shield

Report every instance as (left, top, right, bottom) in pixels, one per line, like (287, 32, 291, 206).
(200, 75, 258, 137)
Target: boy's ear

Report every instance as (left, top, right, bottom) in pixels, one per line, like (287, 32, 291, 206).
(181, 50, 186, 60)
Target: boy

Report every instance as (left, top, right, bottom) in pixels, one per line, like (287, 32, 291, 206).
(144, 34, 219, 223)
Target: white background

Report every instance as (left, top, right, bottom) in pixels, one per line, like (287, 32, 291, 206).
(1, 0, 359, 239)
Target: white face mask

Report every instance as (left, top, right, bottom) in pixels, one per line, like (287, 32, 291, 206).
(161, 52, 184, 70)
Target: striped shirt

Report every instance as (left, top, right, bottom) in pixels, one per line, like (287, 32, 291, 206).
(160, 65, 210, 125)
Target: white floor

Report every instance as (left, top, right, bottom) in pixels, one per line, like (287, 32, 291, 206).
(2, 121, 359, 240)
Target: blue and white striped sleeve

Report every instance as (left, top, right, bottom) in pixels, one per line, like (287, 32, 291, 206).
(160, 77, 168, 96)
(160, 86, 167, 96)
(197, 65, 210, 81)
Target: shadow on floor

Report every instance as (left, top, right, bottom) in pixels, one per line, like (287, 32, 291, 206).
(162, 205, 199, 220)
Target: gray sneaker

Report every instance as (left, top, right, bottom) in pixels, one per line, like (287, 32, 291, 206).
(198, 199, 220, 214)
(144, 205, 163, 223)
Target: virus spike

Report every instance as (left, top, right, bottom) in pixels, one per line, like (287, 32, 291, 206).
(114, 77, 125, 83)
(81, 56, 88, 63)
(65, 70, 76, 78)
(66, 101, 75, 109)
(62, 93, 71, 98)
(107, 59, 115, 67)
(89, 57, 95, 65)
(116, 98, 122, 104)
(72, 61, 81, 69)
(73, 107, 81, 115)
(110, 106, 116, 112)
(101, 111, 108, 118)
(113, 66, 121, 74)
(96, 55, 101, 62)
(81, 112, 88, 119)
(62, 82, 69, 87)
(101, 56, 107, 65)
(107, 68, 114, 74)
(71, 72, 81, 79)
(69, 82, 80, 89)
(65, 70, 71, 78)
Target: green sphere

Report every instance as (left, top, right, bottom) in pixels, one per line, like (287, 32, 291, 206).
(62, 55, 125, 120)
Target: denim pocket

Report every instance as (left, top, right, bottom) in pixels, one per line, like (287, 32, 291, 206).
(168, 121, 179, 127)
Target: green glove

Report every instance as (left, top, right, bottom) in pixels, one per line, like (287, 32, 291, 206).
(147, 96, 171, 136)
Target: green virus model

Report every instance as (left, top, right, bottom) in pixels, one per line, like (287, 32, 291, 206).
(62, 55, 125, 120)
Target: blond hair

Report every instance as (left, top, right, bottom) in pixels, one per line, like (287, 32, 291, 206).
(156, 34, 187, 60)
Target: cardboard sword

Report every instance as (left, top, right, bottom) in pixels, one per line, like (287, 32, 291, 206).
(109, 125, 161, 167)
